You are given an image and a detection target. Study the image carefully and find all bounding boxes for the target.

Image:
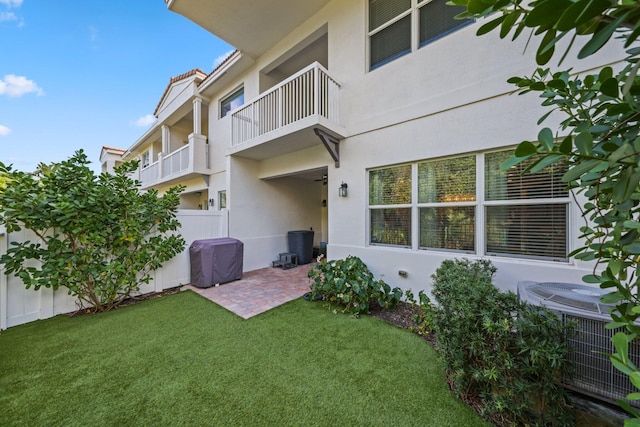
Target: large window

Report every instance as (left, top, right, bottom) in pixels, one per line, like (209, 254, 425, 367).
(368, 0, 473, 70)
(368, 150, 570, 261)
(220, 87, 244, 118)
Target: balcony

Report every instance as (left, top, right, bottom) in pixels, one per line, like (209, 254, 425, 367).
(230, 62, 344, 160)
(166, 0, 332, 58)
(137, 134, 210, 189)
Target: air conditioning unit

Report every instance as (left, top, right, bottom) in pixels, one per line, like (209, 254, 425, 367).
(518, 281, 640, 408)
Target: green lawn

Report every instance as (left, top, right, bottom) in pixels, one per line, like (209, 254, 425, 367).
(0, 291, 488, 426)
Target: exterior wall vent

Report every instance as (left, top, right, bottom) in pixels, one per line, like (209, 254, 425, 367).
(517, 281, 640, 408)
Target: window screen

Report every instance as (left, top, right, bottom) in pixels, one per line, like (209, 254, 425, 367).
(484, 149, 569, 261)
(369, 164, 412, 205)
(485, 151, 567, 200)
(369, 0, 410, 30)
(369, 164, 412, 247)
(420, 206, 475, 252)
(371, 208, 412, 246)
(486, 204, 567, 261)
(419, 0, 472, 46)
(418, 155, 475, 203)
(370, 15, 412, 70)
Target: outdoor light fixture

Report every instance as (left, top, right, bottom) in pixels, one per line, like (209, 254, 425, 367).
(339, 182, 348, 198)
(208, 198, 215, 207)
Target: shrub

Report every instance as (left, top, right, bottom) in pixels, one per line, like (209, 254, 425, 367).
(0, 151, 185, 312)
(430, 258, 574, 426)
(308, 255, 402, 317)
(404, 289, 437, 337)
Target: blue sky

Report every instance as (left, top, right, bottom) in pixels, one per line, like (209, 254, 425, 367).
(0, 0, 233, 172)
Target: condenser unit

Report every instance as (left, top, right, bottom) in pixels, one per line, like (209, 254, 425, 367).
(518, 281, 640, 408)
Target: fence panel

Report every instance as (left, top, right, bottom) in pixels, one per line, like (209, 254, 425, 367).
(0, 210, 228, 329)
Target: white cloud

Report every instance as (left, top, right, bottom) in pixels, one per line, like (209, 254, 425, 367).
(0, 11, 16, 21)
(89, 25, 99, 42)
(0, 0, 23, 7)
(0, 124, 11, 136)
(0, 74, 44, 97)
(212, 50, 235, 70)
(133, 114, 156, 127)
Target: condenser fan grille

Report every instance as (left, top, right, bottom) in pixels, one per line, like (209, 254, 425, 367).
(527, 283, 610, 314)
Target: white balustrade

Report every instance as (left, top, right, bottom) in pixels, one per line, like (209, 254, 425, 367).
(231, 62, 340, 146)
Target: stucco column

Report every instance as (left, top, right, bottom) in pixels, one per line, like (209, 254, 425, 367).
(161, 125, 170, 154)
(193, 97, 202, 136)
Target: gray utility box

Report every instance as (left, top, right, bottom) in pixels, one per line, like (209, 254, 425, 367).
(288, 230, 314, 264)
(189, 238, 243, 288)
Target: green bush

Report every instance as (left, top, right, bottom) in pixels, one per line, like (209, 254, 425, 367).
(308, 255, 402, 317)
(429, 259, 574, 426)
(0, 151, 185, 312)
(404, 289, 437, 337)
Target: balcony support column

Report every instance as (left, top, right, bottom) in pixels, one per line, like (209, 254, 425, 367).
(161, 125, 171, 154)
(158, 153, 165, 180)
(189, 133, 208, 174)
(193, 97, 203, 135)
(314, 128, 340, 168)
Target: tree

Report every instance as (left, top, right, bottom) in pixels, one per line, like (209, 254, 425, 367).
(0, 150, 185, 312)
(452, 0, 640, 421)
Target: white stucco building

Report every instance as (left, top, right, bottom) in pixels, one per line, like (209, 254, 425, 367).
(107, 0, 626, 295)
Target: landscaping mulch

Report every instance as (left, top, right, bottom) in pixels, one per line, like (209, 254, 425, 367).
(369, 300, 437, 347)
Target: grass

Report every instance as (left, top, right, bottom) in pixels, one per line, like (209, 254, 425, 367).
(0, 291, 488, 426)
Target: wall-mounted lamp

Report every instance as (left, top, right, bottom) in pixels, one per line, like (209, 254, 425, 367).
(208, 198, 215, 207)
(339, 182, 348, 198)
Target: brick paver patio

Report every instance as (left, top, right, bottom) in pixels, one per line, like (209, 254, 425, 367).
(184, 263, 315, 319)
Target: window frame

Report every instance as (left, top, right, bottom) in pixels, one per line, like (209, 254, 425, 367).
(367, 0, 474, 71)
(220, 87, 244, 118)
(218, 190, 227, 210)
(141, 150, 150, 169)
(366, 149, 572, 263)
(483, 149, 571, 262)
(417, 154, 477, 253)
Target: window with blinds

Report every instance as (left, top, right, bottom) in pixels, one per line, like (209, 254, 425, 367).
(418, 155, 476, 252)
(368, 0, 473, 70)
(369, 164, 412, 246)
(368, 150, 570, 262)
(419, 0, 473, 47)
(484, 150, 569, 261)
(369, 0, 411, 70)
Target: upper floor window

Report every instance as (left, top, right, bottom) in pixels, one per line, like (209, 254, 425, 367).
(368, 0, 473, 70)
(141, 151, 150, 169)
(220, 87, 244, 118)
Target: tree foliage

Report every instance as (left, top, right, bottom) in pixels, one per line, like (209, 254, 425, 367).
(0, 150, 185, 312)
(453, 0, 640, 421)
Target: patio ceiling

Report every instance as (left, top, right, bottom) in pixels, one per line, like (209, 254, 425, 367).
(165, 0, 332, 58)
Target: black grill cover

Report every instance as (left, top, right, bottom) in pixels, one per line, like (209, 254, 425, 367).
(189, 238, 243, 288)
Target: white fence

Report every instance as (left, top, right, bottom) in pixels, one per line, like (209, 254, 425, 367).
(0, 210, 228, 329)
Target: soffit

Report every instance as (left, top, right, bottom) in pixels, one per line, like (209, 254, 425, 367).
(166, 0, 332, 58)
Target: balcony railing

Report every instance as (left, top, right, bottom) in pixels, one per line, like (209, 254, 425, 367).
(162, 144, 190, 178)
(231, 62, 340, 146)
(137, 134, 209, 188)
